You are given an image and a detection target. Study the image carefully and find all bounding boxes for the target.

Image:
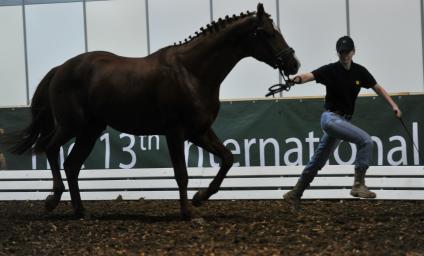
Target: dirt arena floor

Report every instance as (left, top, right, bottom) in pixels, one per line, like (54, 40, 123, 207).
(0, 199, 423, 256)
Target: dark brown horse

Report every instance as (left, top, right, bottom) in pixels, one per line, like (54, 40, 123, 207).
(8, 3, 299, 219)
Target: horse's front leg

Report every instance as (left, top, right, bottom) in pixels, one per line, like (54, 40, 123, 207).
(166, 133, 200, 220)
(190, 129, 234, 207)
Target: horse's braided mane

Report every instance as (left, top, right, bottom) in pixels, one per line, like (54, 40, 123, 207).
(173, 11, 257, 46)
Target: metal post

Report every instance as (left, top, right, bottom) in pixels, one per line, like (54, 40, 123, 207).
(22, 0, 30, 105)
(83, 0, 88, 52)
(346, 0, 350, 36)
(145, 0, 150, 55)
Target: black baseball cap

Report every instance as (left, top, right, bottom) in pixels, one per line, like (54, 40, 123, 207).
(336, 36, 355, 53)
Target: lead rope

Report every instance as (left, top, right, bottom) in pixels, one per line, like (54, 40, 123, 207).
(265, 72, 296, 97)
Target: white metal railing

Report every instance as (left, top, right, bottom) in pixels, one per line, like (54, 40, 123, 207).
(0, 165, 423, 201)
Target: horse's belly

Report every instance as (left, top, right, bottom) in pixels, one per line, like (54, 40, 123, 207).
(105, 112, 213, 137)
(93, 99, 217, 136)
(106, 117, 168, 135)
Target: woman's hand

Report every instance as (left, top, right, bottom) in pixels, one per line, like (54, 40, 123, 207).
(292, 76, 302, 84)
(393, 105, 402, 118)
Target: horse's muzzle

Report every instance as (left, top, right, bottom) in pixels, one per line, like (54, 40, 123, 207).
(275, 47, 300, 75)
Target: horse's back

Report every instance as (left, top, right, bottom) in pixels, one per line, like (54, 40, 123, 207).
(48, 48, 217, 137)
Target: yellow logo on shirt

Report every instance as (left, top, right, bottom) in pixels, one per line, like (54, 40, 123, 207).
(355, 80, 361, 86)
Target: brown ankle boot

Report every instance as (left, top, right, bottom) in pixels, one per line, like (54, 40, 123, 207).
(350, 169, 376, 198)
(283, 180, 308, 210)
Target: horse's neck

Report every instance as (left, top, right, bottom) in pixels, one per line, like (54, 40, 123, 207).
(177, 16, 256, 85)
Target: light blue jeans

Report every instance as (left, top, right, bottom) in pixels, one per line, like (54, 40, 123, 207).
(299, 111, 373, 185)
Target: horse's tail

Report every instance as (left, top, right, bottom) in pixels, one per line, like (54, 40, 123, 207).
(5, 67, 58, 155)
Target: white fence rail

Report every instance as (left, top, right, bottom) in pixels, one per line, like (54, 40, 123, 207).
(0, 165, 423, 201)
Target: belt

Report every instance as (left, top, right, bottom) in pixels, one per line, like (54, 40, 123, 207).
(326, 109, 352, 120)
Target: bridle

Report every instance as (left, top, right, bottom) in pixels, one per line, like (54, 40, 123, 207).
(249, 27, 295, 71)
(247, 19, 297, 97)
(275, 47, 295, 71)
(265, 47, 296, 97)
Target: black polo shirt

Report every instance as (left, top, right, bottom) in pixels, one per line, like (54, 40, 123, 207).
(312, 61, 377, 116)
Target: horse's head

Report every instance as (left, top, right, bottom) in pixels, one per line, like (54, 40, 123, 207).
(246, 3, 300, 76)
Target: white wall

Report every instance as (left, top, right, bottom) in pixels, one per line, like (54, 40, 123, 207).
(0, 0, 423, 107)
(148, 0, 210, 53)
(0, 6, 27, 106)
(350, 0, 423, 94)
(25, 2, 85, 100)
(86, 0, 148, 57)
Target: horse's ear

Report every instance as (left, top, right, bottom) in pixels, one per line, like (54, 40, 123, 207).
(257, 3, 265, 17)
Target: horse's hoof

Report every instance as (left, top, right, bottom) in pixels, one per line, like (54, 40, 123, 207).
(74, 208, 89, 219)
(180, 207, 201, 220)
(45, 195, 60, 212)
(191, 217, 206, 225)
(80, 211, 92, 220)
(192, 191, 204, 207)
(181, 212, 192, 221)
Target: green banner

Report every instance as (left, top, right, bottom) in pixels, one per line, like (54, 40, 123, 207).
(0, 94, 422, 170)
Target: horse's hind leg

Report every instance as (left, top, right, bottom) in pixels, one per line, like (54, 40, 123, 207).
(190, 129, 234, 207)
(166, 133, 199, 220)
(45, 147, 65, 211)
(63, 125, 104, 218)
(44, 128, 73, 211)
